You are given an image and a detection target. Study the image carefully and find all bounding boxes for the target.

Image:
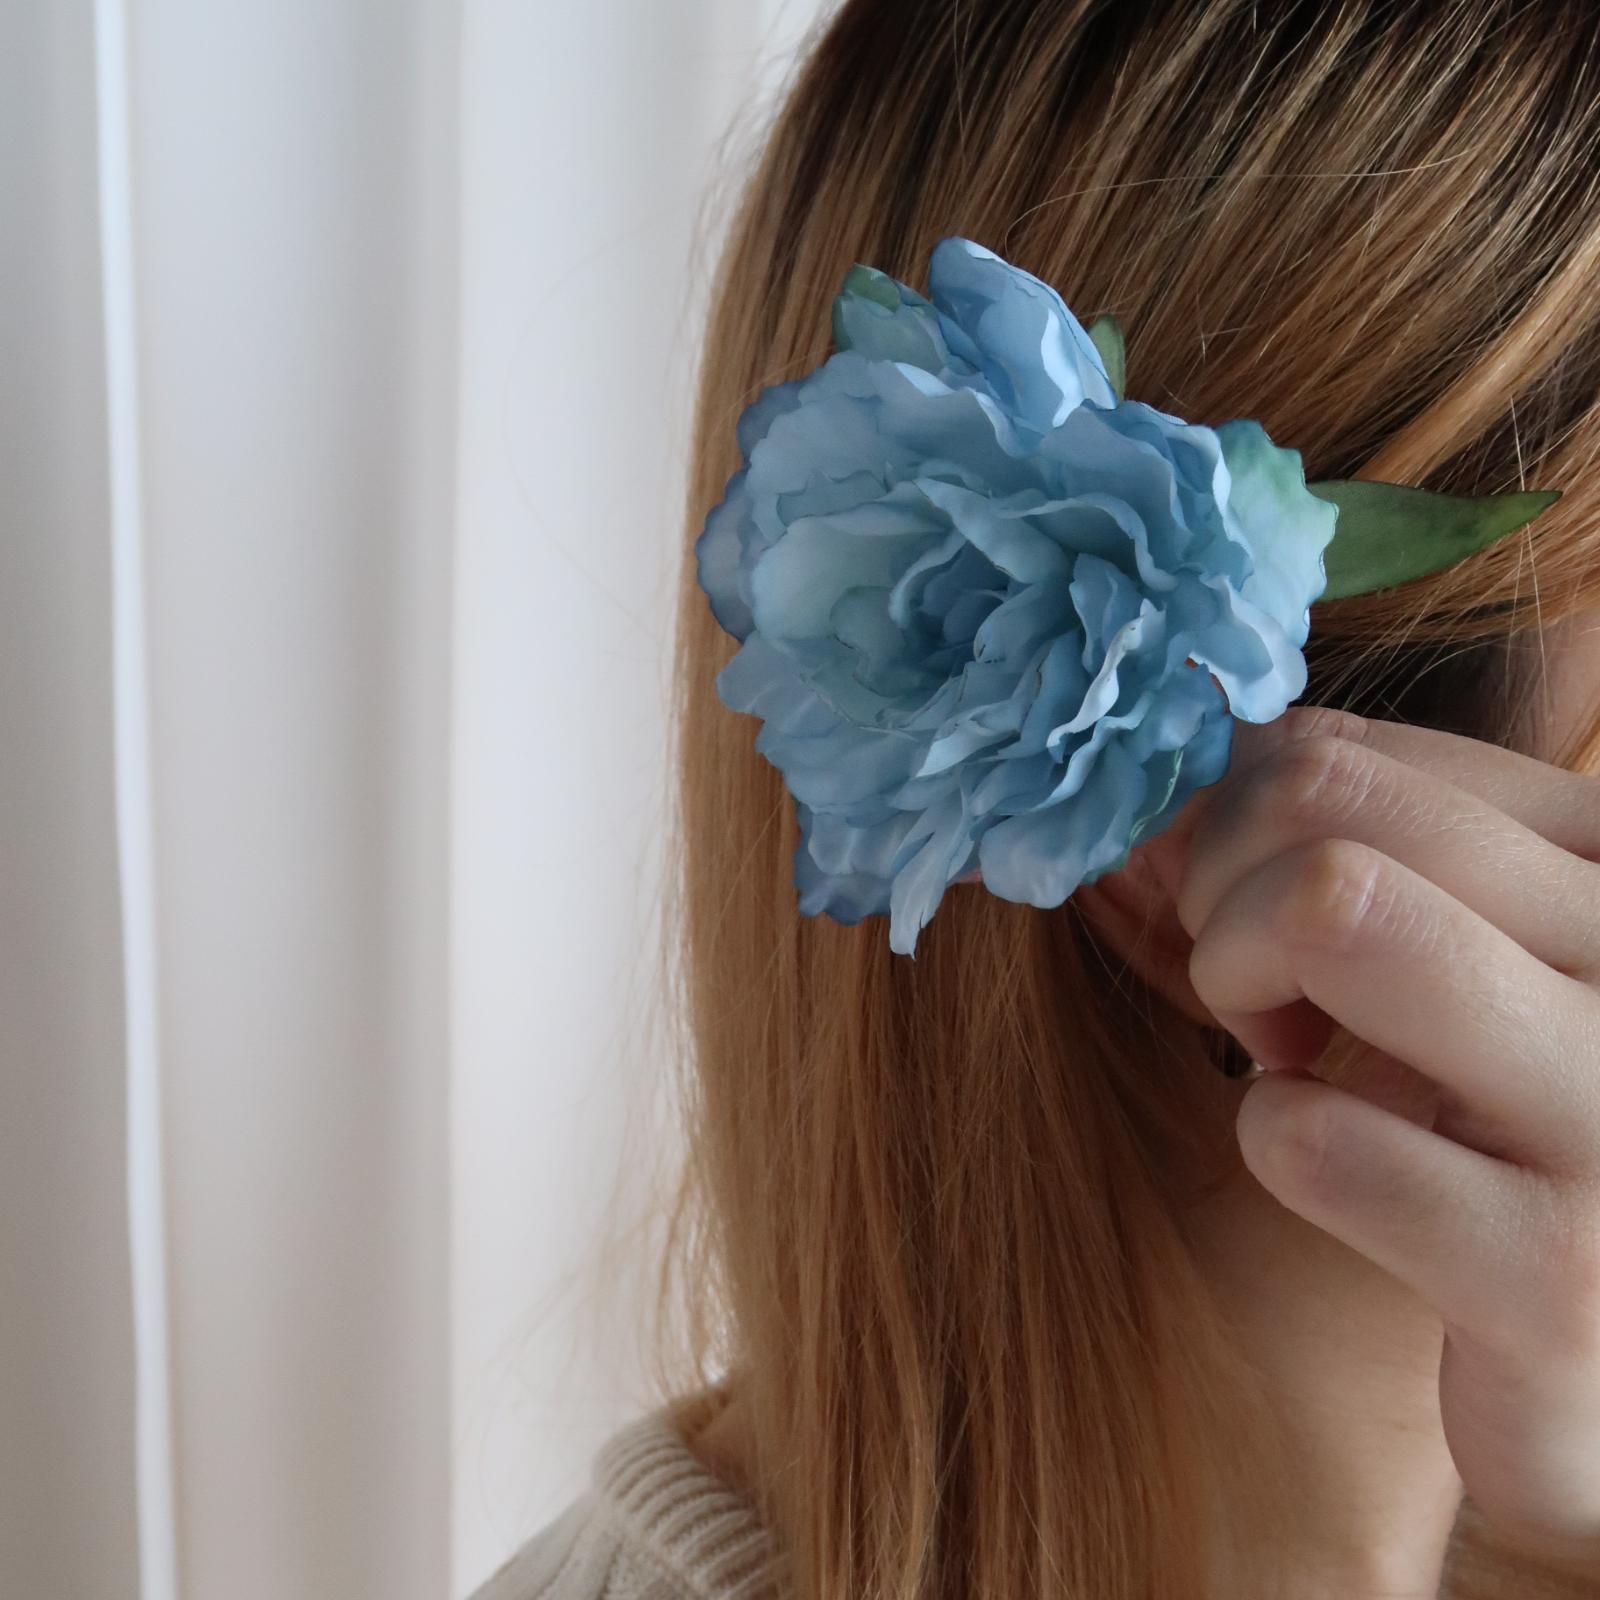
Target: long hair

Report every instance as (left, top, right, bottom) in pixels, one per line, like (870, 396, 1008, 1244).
(656, 3, 1600, 1595)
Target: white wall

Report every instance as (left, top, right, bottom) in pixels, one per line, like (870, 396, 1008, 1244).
(0, 3, 837, 1596)
(129, 4, 459, 1596)
(449, 4, 836, 1592)
(0, 3, 141, 1589)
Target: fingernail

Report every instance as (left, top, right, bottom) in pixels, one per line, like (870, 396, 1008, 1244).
(1217, 1048, 1268, 1079)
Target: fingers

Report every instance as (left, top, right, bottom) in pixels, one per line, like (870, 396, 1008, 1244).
(1176, 725, 1600, 978)
(1221, 706, 1600, 862)
(1185, 705, 1600, 1561)
(1187, 838, 1600, 1171)
(1241, 1068, 1600, 1407)
(1234, 1067, 1539, 1337)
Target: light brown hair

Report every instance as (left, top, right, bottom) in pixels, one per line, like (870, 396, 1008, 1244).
(656, 3, 1600, 1595)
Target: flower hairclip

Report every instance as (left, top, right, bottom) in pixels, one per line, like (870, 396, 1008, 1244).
(694, 237, 1559, 957)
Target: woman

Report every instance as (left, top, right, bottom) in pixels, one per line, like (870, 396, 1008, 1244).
(482, 2, 1600, 1595)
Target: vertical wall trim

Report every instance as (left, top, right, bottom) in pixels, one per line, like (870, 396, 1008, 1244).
(92, 3, 180, 1596)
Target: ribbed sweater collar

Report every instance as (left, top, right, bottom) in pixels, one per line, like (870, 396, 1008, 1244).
(591, 1398, 786, 1600)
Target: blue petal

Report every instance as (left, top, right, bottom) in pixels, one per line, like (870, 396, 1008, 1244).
(1057, 599, 1163, 737)
(968, 748, 1056, 815)
(885, 528, 976, 628)
(1106, 405, 1247, 582)
(971, 583, 1076, 665)
(887, 791, 974, 956)
(1124, 707, 1233, 852)
(916, 708, 1017, 777)
(795, 803, 894, 924)
(748, 383, 898, 495)
(916, 478, 1075, 584)
(1002, 633, 1088, 758)
(775, 467, 893, 525)
(1042, 692, 1145, 798)
(916, 541, 1006, 622)
(830, 586, 910, 677)
(1030, 491, 1177, 593)
(695, 469, 758, 639)
(831, 270, 954, 373)
(1068, 553, 1145, 667)
(735, 377, 806, 459)
(1121, 660, 1226, 759)
(927, 237, 1117, 428)
(765, 718, 926, 808)
(864, 361, 1037, 488)
(1039, 406, 1197, 570)
(976, 740, 1143, 908)
(1215, 418, 1337, 646)
(1181, 574, 1306, 722)
(715, 633, 836, 737)
(749, 519, 932, 641)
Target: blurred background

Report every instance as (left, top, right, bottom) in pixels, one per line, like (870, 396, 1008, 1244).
(0, 2, 837, 1595)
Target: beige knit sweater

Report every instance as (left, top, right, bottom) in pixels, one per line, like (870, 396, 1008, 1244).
(469, 1397, 785, 1600)
(470, 1399, 1600, 1600)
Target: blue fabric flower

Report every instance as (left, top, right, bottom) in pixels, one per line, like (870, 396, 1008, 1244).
(695, 237, 1336, 956)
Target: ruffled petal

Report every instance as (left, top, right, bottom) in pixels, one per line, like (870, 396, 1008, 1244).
(1215, 418, 1337, 646)
(976, 740, 1142, 907)
(694, 468, 758, 639)
(927, 237, 1117, 427)
(887, 791, 975, 956)
(916, 478, 1075, 584)
(1180, 574, 1307, 723)
(795, 802, 895, 924)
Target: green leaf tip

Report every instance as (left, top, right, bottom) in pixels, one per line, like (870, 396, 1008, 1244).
(832, 264, 902, 351)
(1087, 315, 1126, 402)
(1310, 480, 1562, 602)
(841, 263, 899, 309)
(838, 262, 902, 312)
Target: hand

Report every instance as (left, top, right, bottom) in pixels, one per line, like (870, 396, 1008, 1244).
(1174, 705, 1600, 1576)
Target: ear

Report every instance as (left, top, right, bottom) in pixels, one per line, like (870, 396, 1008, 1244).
(1073, 790, 1218, 1025)
(1073, 772, 1443, 1118)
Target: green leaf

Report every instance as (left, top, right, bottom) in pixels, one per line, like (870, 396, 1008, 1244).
(1309, 480, 1561, 601)
(841, 263, 900, 309)
(1087, 315, 1126, 402)
(832, 264, 949, 368)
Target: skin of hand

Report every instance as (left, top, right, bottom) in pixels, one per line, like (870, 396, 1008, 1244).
(1166, 702, 1600, 1578)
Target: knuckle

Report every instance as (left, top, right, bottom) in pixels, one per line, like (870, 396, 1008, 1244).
(1274, 704, 1372, 749)
(1239, 1076, 1342, 1200)
(1569, 773, 1600, 867)
(1263, 734, 1373, 831)
(1280, 838, 1386, 955)
(1192, 733, 1372, 894)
